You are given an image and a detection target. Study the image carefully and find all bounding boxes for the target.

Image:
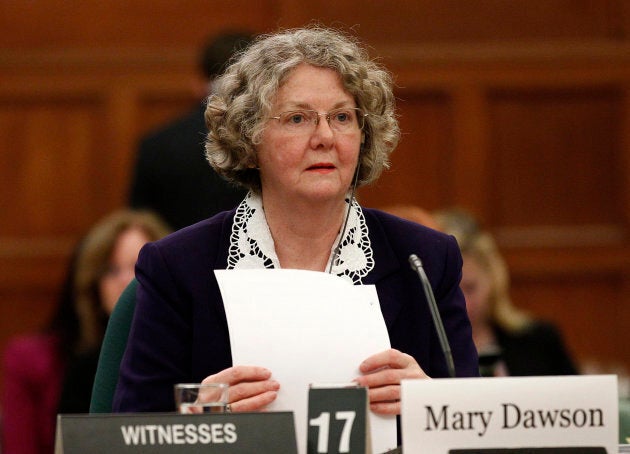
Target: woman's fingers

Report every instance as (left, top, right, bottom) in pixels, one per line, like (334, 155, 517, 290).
(355, 349, 430, 415)
(359, 349, 422, 374)
(202, 365, 272, 386)
(356, 349, 427, 388)
(228, 377, 280, 403)
(369, 400, 400, 415)
(365, 383, 398, 402)
(228, 390, 278, 412)
(202, 365, 280, 412)
(365, 381, 402, 415)
(357, 365, 426, 389)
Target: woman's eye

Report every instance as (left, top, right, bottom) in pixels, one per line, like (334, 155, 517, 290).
(333, 111, 354, 124)
(288, 113, 306, 124)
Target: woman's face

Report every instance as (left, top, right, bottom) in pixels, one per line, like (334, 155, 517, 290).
(99, 227, 150, 315)
(256, 63, 362, 206)
(460, 252, 493, 327)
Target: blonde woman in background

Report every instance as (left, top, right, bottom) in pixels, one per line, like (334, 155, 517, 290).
(57, 209, 170, 413)
(435, 208, 578, 377)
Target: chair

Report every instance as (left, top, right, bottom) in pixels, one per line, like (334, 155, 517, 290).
(620, 397, 630, 443)
(89, 278, 137, 413)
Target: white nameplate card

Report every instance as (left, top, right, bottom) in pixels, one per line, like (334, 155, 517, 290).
(401, 375, 618, 453)
(55, 412, 297, 454)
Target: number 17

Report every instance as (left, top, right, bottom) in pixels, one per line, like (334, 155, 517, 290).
(309, 411, 356, 453)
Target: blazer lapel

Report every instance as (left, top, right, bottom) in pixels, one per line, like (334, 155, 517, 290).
(361, 210, 405, 330)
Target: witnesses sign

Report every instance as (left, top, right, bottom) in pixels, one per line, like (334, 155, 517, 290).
(55, 412, 297, 454)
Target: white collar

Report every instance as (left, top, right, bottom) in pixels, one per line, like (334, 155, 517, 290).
(227, 192, 374, 284)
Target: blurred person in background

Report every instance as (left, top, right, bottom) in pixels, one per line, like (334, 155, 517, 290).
(1, 209, 169, 454)
(434, 208, 578, 377)
(57, 210, 170, 414)
(1, 246, 81, 454)
(129, 31, 254, 231)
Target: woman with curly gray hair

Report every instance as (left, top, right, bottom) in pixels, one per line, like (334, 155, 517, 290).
(114, 26, 478, 423)
(205, 26, 399, 192)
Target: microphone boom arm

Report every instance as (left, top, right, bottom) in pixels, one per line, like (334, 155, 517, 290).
(409, 254, 456, 378)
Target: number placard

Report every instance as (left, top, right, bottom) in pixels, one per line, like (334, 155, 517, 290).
(307, 385, 369, 454)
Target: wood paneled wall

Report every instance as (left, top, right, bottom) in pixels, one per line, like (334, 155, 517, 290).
(2, 1, 630, 389)
(361, 44, 630, 377)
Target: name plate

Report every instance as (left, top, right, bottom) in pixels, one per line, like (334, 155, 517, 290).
(401, 375, 618, 453)
(55, 412, 297, 454)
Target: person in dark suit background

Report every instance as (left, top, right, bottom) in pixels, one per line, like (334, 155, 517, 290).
(434, 208, 578, 377)
(129, 31, 253, 231)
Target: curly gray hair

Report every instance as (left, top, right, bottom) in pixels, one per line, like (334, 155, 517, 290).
(205, 26, 400, 192)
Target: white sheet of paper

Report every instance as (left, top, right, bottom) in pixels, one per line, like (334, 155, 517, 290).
(215, 269, 397, 454)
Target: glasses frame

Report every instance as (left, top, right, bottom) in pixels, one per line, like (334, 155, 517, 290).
(268, 107, 368, 133)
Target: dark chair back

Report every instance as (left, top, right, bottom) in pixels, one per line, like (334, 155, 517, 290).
(89, 278, 137, 413)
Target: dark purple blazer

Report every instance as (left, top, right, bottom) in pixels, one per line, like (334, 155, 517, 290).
(113, 207, 479, 412)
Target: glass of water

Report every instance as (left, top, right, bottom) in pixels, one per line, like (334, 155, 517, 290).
(174, 383, 229, 414)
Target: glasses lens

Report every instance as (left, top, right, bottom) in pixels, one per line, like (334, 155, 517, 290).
(275, 108, 365, 133)
(279, 110, 316, 129)
(329, 108, 359, 131)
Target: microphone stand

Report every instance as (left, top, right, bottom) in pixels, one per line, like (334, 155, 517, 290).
(408, 254, 456, 378)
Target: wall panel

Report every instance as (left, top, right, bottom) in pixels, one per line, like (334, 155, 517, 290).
(359, 92, 454, 209)
(0, 0, 276, 48)
(0, 96, 105, 236)
(488, 87, 623, 227)
(276, 0, 619, 43)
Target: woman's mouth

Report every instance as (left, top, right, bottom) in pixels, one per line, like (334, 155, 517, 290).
(307, 163, 335, 172)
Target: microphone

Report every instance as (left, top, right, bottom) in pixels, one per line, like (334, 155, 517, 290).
(408, 254, 456, 378)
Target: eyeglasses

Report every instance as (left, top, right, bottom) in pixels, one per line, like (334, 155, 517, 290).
(269, 107, 367, 134)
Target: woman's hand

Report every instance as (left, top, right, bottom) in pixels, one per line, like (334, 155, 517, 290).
(354, 349, 429, 415)
(202, 366, 280, 412)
